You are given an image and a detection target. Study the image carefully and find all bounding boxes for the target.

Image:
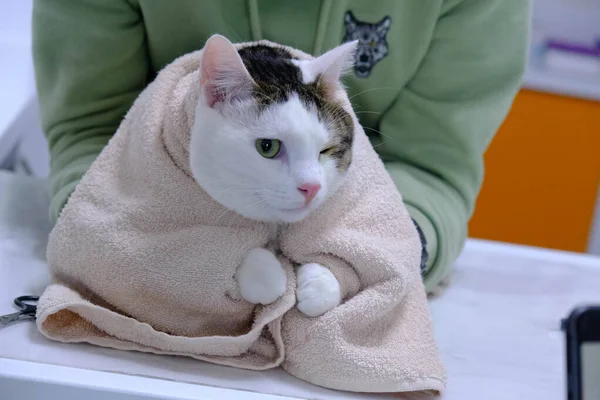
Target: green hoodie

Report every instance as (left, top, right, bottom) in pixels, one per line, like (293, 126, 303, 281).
(32, 0, 529, 293)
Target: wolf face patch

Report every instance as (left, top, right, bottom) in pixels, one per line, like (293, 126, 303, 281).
(343, 11, 391, 78)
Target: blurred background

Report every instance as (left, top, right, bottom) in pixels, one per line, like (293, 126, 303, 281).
(0, 0, 599, 255)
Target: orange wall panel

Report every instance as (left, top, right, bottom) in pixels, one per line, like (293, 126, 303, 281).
(469, 89, 600, 252)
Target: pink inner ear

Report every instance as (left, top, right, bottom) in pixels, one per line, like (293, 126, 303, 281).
(200, 47, 225, 108)
(312, 40, 358, 88)
(200, 35, 255, 108)
(201, 76, 225, 108)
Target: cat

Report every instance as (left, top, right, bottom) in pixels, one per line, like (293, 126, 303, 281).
(190, 35, 358, 317)
(343, 11, 391, 78)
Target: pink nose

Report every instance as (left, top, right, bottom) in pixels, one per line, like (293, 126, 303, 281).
(297, 183, 321, 204)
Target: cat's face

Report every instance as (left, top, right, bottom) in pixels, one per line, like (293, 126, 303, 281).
(190, 36, 357, 223)
(343, 11, 391, 78)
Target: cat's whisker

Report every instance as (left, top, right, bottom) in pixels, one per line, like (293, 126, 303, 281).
(211, 188, 268, 203)
(354, 110, 380, 115)
(213, 186, 263, 194)
(348, 86, 400, 101)
(221, 196, 271, 231)
(371, 141, 387, 149)
(222, 22, 243, 43)
(326, 112, 352, 123)
(362, 125, 393, 139)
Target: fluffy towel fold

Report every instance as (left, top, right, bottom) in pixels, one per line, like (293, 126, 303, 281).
(37, 41, 446, 394)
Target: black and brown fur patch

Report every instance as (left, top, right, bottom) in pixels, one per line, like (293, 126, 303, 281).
(237, 45, 354, 171)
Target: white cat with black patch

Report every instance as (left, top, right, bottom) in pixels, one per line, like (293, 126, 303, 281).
(190, 35, 358, 317)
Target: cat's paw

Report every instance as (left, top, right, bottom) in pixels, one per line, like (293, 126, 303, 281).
(296, 263, 341, 317)
(235, 248, 287, 305)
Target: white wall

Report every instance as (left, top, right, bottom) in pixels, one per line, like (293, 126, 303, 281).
(0, 0, 49, 178)
(531, 0, 600, 44)
(0, 0, 33, 47)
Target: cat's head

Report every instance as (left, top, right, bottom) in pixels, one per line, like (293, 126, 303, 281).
(343, 11, 391, 78)
(190, 35, 358, 223)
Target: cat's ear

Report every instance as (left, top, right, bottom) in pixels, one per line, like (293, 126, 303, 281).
(344, 11, 358, 31)
(376, 16, 391, 36)
(294, 40, 358, 92)
(200, 35, 255, 108)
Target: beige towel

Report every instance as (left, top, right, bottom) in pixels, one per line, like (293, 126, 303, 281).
(37, 40, 446, 394)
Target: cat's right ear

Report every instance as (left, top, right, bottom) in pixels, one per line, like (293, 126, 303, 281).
(200, 35, 255, 108)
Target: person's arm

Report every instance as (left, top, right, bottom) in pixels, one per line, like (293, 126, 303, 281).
(377, 0, 529, 292)
(33, 0, 149, 223)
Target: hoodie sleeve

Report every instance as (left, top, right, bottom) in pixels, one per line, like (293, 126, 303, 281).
(377, 0, 529, 292)
(32, 0, 149, 223)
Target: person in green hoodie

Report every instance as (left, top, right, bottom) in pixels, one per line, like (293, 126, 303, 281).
(32, 0, 530, 294)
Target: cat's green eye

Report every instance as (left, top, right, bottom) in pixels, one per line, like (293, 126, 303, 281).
(255, 139, 281, 159)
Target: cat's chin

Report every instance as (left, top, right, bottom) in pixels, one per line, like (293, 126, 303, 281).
(274, 207, 314, 224)
(244, 205, 316, 225)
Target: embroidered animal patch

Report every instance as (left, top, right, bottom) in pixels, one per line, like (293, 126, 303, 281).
(343, 11, 391, 78)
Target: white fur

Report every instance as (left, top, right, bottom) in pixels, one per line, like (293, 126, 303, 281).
(296, 263, 342, 317)
(190, 36, 356, 223)
(190, 94, 345, 223)
(192, 36, 351, 315)
(292, 40, 358, 85)
(235, 247, 287, 305)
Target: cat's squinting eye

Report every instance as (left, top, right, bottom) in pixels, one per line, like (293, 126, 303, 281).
(320, 147, 335, 156)
(255, 139, 281, 159)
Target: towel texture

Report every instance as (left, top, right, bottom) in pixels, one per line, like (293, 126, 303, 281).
(37, 41, 446, 394)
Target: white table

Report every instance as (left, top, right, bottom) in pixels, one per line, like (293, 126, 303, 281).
(1, 171, 599, 400)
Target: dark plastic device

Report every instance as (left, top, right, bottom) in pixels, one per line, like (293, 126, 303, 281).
(562, 305, 600, 400)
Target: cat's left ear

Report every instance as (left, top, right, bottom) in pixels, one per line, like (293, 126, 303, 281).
(293, 40, 358, 91)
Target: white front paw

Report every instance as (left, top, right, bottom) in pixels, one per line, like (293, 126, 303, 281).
(235, 248, 286, 305)
(296, 263, 341, 317)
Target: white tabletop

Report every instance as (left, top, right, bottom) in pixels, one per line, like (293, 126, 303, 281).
(1, 170, 599, 400)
